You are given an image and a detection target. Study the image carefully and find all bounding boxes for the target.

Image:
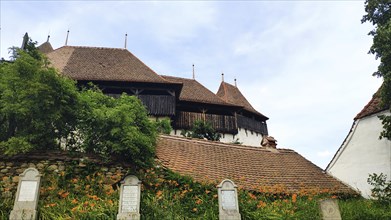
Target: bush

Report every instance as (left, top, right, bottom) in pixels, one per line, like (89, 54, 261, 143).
(154, 118, 172, 135)
(367, 173, 391, 205)
(181, 120, 221, 141)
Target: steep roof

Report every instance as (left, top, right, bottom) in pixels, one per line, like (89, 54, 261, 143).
(46, 46, 171, 84)
(157, 135, 357, 194)
(355, 87, 388, 119)
(162, 75, 238, 107)
(37, 41, 53, 54)
(217, 81, 268, 119)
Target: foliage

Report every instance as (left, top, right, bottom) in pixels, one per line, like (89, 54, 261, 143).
(362, 0, 391, 140)
(367, 173, 391, 205)
(339, 198, 391, 220)
(0, 38, 157, 168)
(181, 120, 221, 141)
(2, 161, 391, 220)
(154, 118, 172, 135)
(76, 88, 157, 167)
(0, 44, 80, 155)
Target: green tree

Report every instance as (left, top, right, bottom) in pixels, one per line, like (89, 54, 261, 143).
(0, 38, 157, 168)
(0, 43, 80, 155)
(77, 88, 157, 167)
(362, 0, 391, 140)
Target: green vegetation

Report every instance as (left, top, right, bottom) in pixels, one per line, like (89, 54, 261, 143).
(367, 173, 391, 205)
(77, 87, 156, 167)
(362, 0, 391, 140)
(0, 38, 157, 168)
(1, 162, 390, 219)
(154, 118, 172, 135)
(0, 46, 80, 155)
(181, 120, 221, 141)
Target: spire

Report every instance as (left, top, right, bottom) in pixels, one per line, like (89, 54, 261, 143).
(234, 78, 237, 87)
(21, 32, 29, 50)
(221, 73, 224, 82)
(124, 33, 128, 49)
(192, 64, 195, 79)
(65, 30, 69, 46)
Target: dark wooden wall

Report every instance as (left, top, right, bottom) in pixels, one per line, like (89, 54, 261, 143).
(173, 111, 238, 134)
(236, 114, 268, 135)
(138, 95, 176, 116)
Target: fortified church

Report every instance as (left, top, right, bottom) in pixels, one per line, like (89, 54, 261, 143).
(38, 37, 268, 147)
(31, 35, 356, 194)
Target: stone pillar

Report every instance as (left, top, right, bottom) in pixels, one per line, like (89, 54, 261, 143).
(117, 175, 141, 220)
(319, 198, 342, 220)
(10, 168, 41, 220)
(218, 179, 241, 220)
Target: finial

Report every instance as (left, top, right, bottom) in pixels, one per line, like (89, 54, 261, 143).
(221, 73, 224, 82)
(47, 35, 50, 42)
(124, 33, 128, 49)
(192, 64, 195, 79)
(234, 78, 237, 87)
(65, 29, 70, 46)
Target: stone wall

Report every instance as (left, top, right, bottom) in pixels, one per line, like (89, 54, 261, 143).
(0, 151, 133, 198)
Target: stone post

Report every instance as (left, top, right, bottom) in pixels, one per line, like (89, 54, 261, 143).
(218, 179, 241, 220)
(10, 168, 41, 220)
(319, 198, 342, 220)
(117, 175, 141, 220)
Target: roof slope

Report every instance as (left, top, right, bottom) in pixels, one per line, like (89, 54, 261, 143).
(157, 135, 356, 194)
(46, 46, 170, 84)
(162, 75, 236, 106)
(217, 81, 268, 119)
(355, 87, 388, 119)
(38, 42, 53, 53)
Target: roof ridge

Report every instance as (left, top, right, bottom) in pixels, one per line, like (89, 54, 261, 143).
(61, 45, 127, 50)
(161, 75, 196, 81)
(159, 135, 295, 153)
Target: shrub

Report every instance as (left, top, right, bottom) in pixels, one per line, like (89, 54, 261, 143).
(181, 120, 221, 141)
(367, 173, 391, 205)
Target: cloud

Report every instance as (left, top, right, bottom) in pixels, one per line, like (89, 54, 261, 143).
(317, 150, 333, 158)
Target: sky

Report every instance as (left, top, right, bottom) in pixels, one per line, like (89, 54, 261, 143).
(0, 1, 383, 169)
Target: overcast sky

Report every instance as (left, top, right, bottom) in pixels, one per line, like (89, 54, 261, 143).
(0, 1, 383, 169)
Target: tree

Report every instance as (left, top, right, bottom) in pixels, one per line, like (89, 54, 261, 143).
(0, 37, 157, 168)
(77, 88, 157, 167)
(0, 42, 80, 155)
(362, 0, 391, 140)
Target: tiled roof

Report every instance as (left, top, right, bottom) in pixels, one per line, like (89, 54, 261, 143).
(38, 42, 53, 54)
(355, 87, 388, 119)
(217, 81, 268, 119)
(156, 135, 357, 194)
(162, 75, 237, 107)
(46, 46, 170, 84)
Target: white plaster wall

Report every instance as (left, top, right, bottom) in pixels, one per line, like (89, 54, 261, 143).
(327, 111, 391, 198)
(171, 128, 262, 147)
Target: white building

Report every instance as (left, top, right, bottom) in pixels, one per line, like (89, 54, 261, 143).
(326, 89, 391, 198)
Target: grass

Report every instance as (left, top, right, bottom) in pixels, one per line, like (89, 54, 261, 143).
(1, 162, 390, 219)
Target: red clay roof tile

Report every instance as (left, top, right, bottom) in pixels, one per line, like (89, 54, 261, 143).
(162, 75, 238, 107)
(217, 81, 268, 119)
(156, 135, 357, 194)
(47, 46, 170, 84)
(355, 86, 388, 120)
